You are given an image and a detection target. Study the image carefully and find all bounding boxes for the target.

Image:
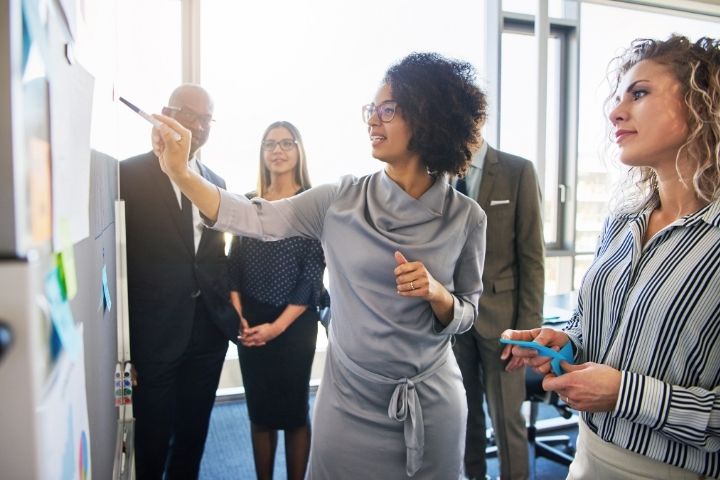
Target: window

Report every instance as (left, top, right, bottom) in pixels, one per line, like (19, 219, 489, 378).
(199, 0, 486, 193)
(502, 0, 566, 18)
(499, 22, 569, 247)
(486, 3, 581, 293)
(114, 1, 182, 161)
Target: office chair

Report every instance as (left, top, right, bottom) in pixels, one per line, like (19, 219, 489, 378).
(485, 368, 575, 480)
(524, 368, 575, 479)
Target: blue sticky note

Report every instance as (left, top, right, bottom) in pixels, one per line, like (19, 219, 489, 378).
(44, 267, 79, 358)
(21, 3, 31, 73)
(49, 321, 62, 361)
(101, 265, 112, 311)
(44, 267, 64, 304)
(499, 339, 574, 376)
(49, 299, 79, 358)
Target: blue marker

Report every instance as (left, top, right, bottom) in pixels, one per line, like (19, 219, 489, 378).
(499, 339, 574, 376)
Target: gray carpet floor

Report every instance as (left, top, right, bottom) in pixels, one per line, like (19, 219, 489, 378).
(199, 395, 576, 479)
(199, 396, 315, 479)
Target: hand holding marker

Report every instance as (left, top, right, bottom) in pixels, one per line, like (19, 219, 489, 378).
(119, 96, 181, 141)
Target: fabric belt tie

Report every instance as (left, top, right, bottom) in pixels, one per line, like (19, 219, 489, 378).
(329, 326, 448, 476)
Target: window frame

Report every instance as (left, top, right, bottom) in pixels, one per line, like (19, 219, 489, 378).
(485, 0, 581, 292)
(500, 18, 576, 252)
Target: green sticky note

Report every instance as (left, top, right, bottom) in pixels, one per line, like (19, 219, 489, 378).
(56, 219, 77, 300)
(57, 246, 78, 300)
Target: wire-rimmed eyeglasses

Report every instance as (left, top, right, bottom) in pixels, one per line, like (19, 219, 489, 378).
(362, 101, 398, 123)
(261, 139, 298, 151)
(164, 105, 215, 128)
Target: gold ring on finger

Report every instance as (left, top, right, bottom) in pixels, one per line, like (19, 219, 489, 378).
(410, 281, 415, 290)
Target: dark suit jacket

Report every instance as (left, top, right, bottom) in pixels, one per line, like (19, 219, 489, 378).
(120, 151, 238, 363)
(473, 146, 544, 338)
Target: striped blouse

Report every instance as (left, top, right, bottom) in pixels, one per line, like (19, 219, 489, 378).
(564, 197, 720, 478)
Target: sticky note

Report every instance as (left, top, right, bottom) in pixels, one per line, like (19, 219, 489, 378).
(101, 265, 112, 311)
(44, 267, 79, 358)
(57, 248, 77, 301)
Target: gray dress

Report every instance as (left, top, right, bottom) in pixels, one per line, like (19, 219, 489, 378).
(212, 170, 486, 478)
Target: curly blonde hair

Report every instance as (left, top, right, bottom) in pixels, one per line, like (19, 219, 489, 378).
(606, 35, 720, 211)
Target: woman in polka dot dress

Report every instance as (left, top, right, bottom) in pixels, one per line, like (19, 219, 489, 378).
(227, 121, 328, 480)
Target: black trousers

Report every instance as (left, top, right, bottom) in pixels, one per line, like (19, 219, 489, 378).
(133, 300, 228, 480)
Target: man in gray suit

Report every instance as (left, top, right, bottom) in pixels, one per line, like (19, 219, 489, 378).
(453, 138, 544, 480)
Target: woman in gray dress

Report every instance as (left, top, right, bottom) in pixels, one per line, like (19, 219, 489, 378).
(153, 52, 487, 478)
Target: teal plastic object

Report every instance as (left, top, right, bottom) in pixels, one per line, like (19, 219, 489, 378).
(499, 339, 574, 376)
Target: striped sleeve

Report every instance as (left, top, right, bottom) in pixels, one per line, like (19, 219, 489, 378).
(614, 371, 720, 452)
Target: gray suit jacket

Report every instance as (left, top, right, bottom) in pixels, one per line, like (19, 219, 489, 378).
(473, 146, 544, 338)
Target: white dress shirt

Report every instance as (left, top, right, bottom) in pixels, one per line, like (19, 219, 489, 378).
(454, 140, 487, 200)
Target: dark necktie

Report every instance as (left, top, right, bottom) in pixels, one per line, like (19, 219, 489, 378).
(181, 193, 195, 253)
(455, 177, 468, 196)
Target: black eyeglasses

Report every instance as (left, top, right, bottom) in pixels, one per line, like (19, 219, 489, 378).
(261, 139, 297, 151)
(362, 101, 398, 123)
(164, 105, 215, 128)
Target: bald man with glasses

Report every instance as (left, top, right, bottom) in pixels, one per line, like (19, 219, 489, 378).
(120, 84, 239, 479)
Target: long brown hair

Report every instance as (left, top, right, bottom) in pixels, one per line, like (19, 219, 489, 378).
(257, 121, 311, 198)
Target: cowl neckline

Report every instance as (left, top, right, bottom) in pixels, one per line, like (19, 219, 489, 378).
(368, 170, 449, 232)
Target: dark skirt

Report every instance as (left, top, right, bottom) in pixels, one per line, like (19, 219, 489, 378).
(238, 296, 318, 429)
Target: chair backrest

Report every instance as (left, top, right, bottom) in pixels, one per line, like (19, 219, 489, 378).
(526, 368, 574, 419)
(525, 368, 550, 401)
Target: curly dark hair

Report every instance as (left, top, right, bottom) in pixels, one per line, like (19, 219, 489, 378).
(607, 35, 720, 207)
(383, 52, 487, 177)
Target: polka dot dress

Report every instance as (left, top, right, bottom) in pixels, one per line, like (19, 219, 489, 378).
(227, 190, 328, 428)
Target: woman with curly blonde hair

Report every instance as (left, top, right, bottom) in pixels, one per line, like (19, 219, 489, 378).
(503, 35, 720, 479)
(611, 35, 720, 213)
